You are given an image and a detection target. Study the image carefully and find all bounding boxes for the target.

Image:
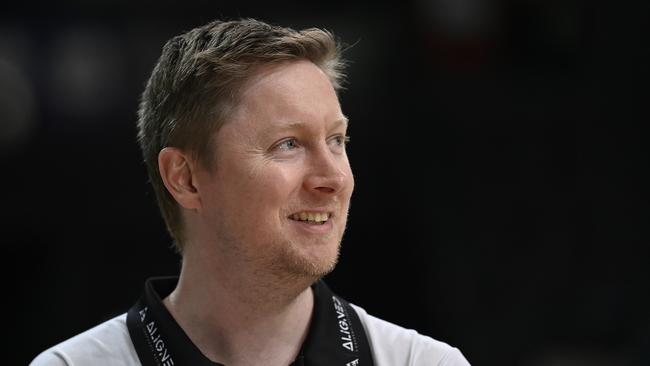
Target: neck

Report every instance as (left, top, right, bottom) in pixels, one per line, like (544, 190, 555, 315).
(163, 246, 316, 366)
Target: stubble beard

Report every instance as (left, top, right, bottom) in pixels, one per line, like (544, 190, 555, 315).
(273, 235, 342, 281)
(214, 217, 345, 290)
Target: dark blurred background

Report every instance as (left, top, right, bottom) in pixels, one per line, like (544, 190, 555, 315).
(3, 0, 649, 365)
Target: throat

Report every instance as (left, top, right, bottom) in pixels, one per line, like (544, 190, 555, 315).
(167, 278, 315, 365)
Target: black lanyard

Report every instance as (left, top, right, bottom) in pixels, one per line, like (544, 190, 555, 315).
(127, 277, 374, 366)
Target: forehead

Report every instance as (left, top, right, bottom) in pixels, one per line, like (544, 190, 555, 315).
(239, 59, 333, 97)
(227, 60, 344, 132)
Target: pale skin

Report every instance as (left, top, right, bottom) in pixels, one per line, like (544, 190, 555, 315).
(157, 60, 354, 366)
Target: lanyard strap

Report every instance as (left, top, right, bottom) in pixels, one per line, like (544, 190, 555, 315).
(126, 278, 375, 366)
(127, 300, 180, 366)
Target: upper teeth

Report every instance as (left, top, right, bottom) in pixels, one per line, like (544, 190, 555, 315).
(292, 212, 330, 222)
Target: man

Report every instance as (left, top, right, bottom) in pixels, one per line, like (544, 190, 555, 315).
(31, 19, 470, 366)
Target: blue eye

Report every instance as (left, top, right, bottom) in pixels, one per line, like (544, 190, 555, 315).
(277, 138, 299, 151)
(329, 135, 350, 148)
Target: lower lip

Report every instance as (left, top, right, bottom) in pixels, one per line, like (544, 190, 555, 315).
(289, 219, 334, 234)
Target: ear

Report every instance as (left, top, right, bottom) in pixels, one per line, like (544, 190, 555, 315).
(158, 147, 202, 211)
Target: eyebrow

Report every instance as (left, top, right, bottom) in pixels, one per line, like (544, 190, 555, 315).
(263, 116, 349, 135)
(327, 117, 349, 132)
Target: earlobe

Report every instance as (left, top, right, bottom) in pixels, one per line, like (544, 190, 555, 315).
(158, 147, 201, 211)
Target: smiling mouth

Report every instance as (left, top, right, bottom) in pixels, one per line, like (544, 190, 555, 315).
(289, 212, 331, 225)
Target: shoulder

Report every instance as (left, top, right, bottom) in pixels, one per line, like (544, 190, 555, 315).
(350, 304, 471, 366)
(30, 313, 140, 366)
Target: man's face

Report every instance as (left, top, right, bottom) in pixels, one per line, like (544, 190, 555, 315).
(196, 60, 354, 280)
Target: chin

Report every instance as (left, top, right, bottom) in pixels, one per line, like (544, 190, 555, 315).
(281, 240, 341, 279)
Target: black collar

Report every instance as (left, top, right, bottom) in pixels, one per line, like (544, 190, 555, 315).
(126, 277, 374, 366)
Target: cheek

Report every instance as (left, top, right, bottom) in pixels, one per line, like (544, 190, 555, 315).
(342, 161, 355, 198)
(242, 163, 299, 207)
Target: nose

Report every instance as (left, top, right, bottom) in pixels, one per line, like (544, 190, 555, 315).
(303, 144, 350, 195)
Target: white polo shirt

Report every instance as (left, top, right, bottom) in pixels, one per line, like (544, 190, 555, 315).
(31, 278, 470, 366)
